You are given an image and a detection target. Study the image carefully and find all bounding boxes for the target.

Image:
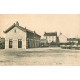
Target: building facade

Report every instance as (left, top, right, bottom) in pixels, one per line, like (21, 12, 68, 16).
(4, 22, 41, 49)
(44, 32, 59, 46)
(59, 34, 67, 43)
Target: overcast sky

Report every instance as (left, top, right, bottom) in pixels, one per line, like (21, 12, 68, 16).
(0, 14, 80, 38)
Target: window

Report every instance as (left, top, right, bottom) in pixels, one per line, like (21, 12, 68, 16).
(18, 39, 22, 48)
(9, 39, 12, 48)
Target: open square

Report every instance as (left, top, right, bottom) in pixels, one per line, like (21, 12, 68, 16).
(0, 47, 80, 66)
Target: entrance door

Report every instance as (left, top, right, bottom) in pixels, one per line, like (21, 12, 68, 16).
(9, 39, 12, 48)
(18, 39, 22, 48)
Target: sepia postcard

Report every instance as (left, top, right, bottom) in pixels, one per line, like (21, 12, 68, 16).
(0, 14, 80, 66)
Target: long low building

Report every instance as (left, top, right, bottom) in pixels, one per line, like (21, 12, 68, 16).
(67, 38, 80, 45)
(4, 21, 41, 49)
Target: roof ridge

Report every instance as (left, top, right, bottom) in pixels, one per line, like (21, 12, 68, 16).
(4, 22, 41, 37)
(4, 23, 15, 33)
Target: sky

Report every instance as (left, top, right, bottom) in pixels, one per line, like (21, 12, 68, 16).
(0, 14, 80, 38)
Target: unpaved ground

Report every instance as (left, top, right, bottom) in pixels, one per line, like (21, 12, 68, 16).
(0, 47, 80, 66)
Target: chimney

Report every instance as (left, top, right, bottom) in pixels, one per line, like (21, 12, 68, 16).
(25, 27, 26, 29)
(15, 21, 19, 26)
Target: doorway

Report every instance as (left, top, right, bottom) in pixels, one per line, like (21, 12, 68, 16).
(18, 39, 22, 48)
(9, 39, 12, 48)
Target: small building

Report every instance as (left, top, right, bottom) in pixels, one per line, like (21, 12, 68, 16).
(4, 21, 41, 49)
(0, 37, 5, 49)
(67, 38, 80, 45)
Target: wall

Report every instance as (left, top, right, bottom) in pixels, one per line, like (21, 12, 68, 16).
(5, 27, 26, 49)
(59, 35, 67, 43)
(27, 31, 41, 48)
